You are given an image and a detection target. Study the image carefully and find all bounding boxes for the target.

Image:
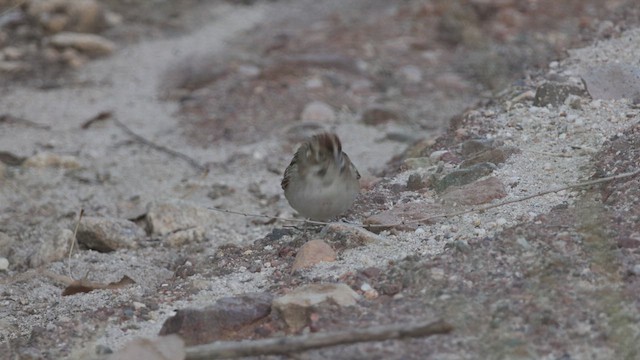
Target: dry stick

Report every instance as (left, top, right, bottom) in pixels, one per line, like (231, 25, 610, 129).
(112, 117, 207, 173)
(66, 209, 84, 279)
(209, 169, 640, 229)
(185, 319, 453, 360)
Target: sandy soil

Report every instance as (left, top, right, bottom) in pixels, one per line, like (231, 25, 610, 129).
(1, 0, 640, 359)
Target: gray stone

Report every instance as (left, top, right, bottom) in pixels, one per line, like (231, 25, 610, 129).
(146, 201, 218, 236)
(159, 292, 273, 346)
(533, 82, 586, 107)
(29, 228, 73, 267)
(77, 216, 144, 252)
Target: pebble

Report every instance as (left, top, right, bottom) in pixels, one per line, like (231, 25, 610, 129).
(320, 222, 384, 248)
(146, 201, 218, 236)
(292, 239, 336, 272)
(305, 76, 323, 89)
(433, 162, 497, 192)
(364, 202, 444, 233)
(631, 264, 640, 276)
(300, 101, 336, 123)
(441, 177, 507, 206)
(24, 152, 81, 169)
(399, 65, 422, 83)
(49, 32, 116, 57)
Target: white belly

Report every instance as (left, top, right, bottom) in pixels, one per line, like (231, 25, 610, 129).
(284, 175, 360, 221)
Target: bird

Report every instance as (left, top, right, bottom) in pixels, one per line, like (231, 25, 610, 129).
(281, 132, 361, 221)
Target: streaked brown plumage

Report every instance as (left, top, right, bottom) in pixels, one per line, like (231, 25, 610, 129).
(282, 132, 360, 221)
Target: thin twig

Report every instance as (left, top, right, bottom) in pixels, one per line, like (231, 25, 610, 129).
(66, 209, 84, 279)
(210, 169, 640, 229)
(365, 168, 640, 228)
(185, 319, 453, 360)
(207, 207, 332, 226)
(112, 117, 207, 173)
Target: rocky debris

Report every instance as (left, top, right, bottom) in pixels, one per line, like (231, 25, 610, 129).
(159, 292, 273, 346)
(28, 228, 73, 267)
(533, 81, 587, 107)
(76, 216, 144, 252)
(360, 105, 403, 126)
(320, 222, 384, 249)
(145, 201, 218, 236)
(0, 162, 5, 180)
(23, 152, 81, 169)
(48, 32, 116, 57)
(440, 177, 507, 206)
(433, 162, 497, 192)
(107, 335, 185, 360)
(163, 227, 206, 247)
(364, 202, 444, 233)
(300, 101, 336, 123)
(272, 283, 360, 331)
(291, 240, 336, 272)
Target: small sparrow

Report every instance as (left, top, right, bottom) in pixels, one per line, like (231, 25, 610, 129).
(282, 132, 361, 221)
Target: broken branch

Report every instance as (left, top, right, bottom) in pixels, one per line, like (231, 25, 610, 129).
(185, 319, 453, 359)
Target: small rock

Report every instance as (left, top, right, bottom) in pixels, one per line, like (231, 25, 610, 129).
(292, 240, 336, 271)
(399, 65, 422, 83)
(533, 82, 586, 107)
(207, 184, 235, 200)
(360, 105, 402, 126)
(49, 32, 116, 57)
(29, 228, 73, 267)
(460, 147, 518, 168)
(237, 64, 260, 77)
(272, 283, 360, 331)
(320, 222, 384, 248)
(163, 226, 206, 247)
(460, 139, 498, 157)
(364, 202, 444, 233)
(441, 177, 507, 205)
(77, 216, 144, 252)
(0, 257, 9, 271)
(24, 152, 81, 169)
(305, 76, 323, 89)
(406, 173, 427, 191)
(300, 101, 335, 123)
(159, 292, 273, 345)
(631, 264, 640, 276)
(146, 201, 218, 236)
(433, 162, 497, 192)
